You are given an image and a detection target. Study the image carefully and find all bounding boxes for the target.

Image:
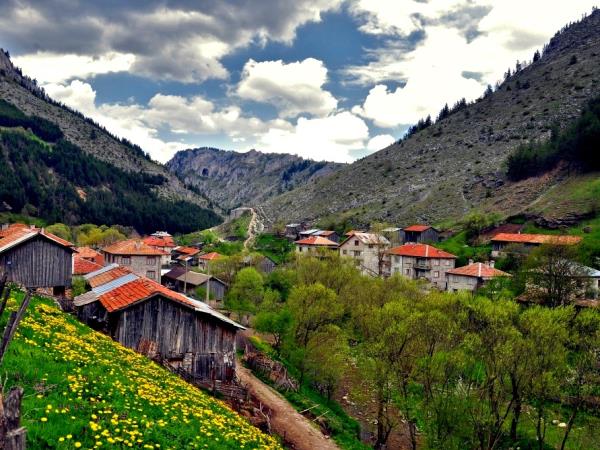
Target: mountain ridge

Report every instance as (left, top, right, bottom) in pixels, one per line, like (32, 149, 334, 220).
(167, 146, 343, 211)
(260, 9, 600, 228)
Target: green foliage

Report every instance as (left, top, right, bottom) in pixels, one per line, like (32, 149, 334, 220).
(0, 99, 63, 142)
(507, 95, 600, 180)
(436, 230, 491, 267)
(253, 234, 294, 264)
(225, 267, 264, 316)
(44, 223, 72, 241)
(71, 276, 87, 297)
(0, 105, 220, 233)
(75, 224, 127, 247)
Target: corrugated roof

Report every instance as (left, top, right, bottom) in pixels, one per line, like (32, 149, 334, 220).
(295, 236, 339, 246)
(491, 233, 582, 245)
(102, 239, 167, 256)
(88, 266, 135, 288)
(388, 243, 456, 258)
(447, 263, 510, 278)
(84, 263, 119, 280)
(93, 273, 139, 295)
(403, 224, 432, 232)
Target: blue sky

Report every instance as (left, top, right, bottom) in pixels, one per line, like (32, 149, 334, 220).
(1, 1, 597, 162)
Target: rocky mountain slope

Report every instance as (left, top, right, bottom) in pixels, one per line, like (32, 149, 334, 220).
(261, 10, 600, 228)
(0, 49, 213, 210)
(167, 147, 342, 210)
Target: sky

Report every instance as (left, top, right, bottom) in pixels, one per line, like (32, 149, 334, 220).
(0, 1, 597, 163)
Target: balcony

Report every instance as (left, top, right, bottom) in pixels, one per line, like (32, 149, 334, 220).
(414, 260, 431, 270)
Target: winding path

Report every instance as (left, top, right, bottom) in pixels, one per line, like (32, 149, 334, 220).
(236, 363, 340, 450)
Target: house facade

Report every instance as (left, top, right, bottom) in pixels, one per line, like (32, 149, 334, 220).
(491, 233, 582, 257)
(74, 266, 243, 382)
(162, 267, 228, 302)
(400, 225, 440, 244)
(295, 236, 339, 254)
(0, 223, 74, 295)
(198, 252, 222, 271)
(446, 262, 510, 293)
(339, 232, 390, 276)
(102, 239, 165, 282)
(143, 236, 176, 266)
(388, 243, 456, 289)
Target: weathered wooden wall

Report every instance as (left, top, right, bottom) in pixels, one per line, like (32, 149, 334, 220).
(110, 296, 237, 382)
(0, 235, 72, 288)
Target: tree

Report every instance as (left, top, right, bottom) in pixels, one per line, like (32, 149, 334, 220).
(286, 283, 343, 383)
(533, 49, 541, 62)
(305, 324, 348, 400)
(525, 243, 587, 307)
(253, 289, 292, 354)
(225, 267, 264, 319)
(45, 223, 72, 242)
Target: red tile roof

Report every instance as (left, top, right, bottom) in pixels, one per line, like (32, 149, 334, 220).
(176, 246, 201, 256)
(388, 243, 456, 258)
(102, 239, 167, 256)
(199, 252, 222, 260)
(403, 224, 432, 232)
(295, 236, 339, 246)
(88, 266, 134, 288)
(73, 256, 104, 276)
(447, 263, 510, 279)
(0, 223, 74, 252)
(99, 277, 195, 313)
(491, 233, 582, 245)
(143, 235, 176, 248)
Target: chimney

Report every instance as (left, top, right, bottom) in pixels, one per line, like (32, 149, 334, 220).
(489, 260, 495, 268)
(468, 258, 474, 265)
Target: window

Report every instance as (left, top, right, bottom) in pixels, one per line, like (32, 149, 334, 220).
(405, 269, 410, 275)
(368, 244, 373, 249)
(146, 256, 155, 265)
(342, 250, 347, 255)
(445, 260, 451, 266)
(146, 271, 156, 280)
(433, 259, 439, 266)
(434, 271, 440, 278)
(121, 256, 131, 265)
(354, 240, 359, 246)
(353, 251, 362, 257)
(395, 256, 400, 263)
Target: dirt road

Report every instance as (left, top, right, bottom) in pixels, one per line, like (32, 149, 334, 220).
(237, 364, 340, 450)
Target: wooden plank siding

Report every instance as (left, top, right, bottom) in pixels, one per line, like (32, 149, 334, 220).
(107, 296, 237, 382)
(0, 235, 72, 288)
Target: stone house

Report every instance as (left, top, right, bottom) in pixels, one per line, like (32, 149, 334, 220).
(102, 239, 166, 282)
(339, 232, 390, 276)
(143, 235, 176, 266)
(295, 236, 339, 254)
(388, 243, 456, 289)
(446, 261, 511, 293)
(198, 252, 222, 271)
(173, 246, 201, 267)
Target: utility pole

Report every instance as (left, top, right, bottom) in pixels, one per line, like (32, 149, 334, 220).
(183, 258, 188, 294)
(205, 262, 210, 304)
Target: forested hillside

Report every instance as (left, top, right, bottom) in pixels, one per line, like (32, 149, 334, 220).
(0, 99, 220, 233)
(261, 10, 600, 228)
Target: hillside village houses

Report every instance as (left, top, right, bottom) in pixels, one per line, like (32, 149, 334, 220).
(400, 224, 440, 244)
(143, 234, 176, 266)
(162, 266, 228, 304)
(102, 239, 166, 282)
(173, 246, 202, 267)
(74, 264, 244, 383)
(388, 243, 456, 290)
(295, 235, 339, 254)
(446, 261, 511, 293)
(339, 232, 391, 276)
(491, 232, 582, 257)
(198, 252, 223, 271)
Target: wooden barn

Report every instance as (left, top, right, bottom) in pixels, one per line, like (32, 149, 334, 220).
(0, 223, 74, 294)
(162, 266, 228, 302)
(400, 225, 440, 244)
(74, 265, 243, 382)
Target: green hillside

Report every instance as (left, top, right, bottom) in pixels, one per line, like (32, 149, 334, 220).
(4, 294, 281, 449)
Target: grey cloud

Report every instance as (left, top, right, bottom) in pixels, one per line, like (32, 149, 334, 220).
(461, 70, 484, 82)
(426, 4, 493, 41)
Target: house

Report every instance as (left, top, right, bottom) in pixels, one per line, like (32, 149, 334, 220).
(198, 252, 222, 271)
(230, 207, 252, 220)
(243, 254, 277, 274)
(74, 265, 243, 382)
(162, 267, 228, 302)
(102, 239, 166, 282)
(400, 225, 440, 244)
(313, 230, 340, 243)
(339, 232, 390, 276)
(490, 233, 582, 257)
(74, 246, 105, 266)
(173, 246, 202, 266)
(388, 243, 456, 289)
(524, 260, 600, 302)
(285, 223, 306, 240)
(143, 235, 176, 266)
(446, 261, 510, 293)
(295, 236, 339, 255)
(382, 227, 402, 246)
(0, 223, 75, 295)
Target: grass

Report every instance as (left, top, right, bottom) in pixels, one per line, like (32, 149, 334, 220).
(248, 336, 370, 450)
(253, 234, 294, 264)
(3, 293, 281, 450)
(437, 230, 492, 267)
(527, 172, 600, 217)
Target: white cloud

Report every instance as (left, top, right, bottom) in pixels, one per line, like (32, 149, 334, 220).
(12, 52, 135, 84)
(257, 111, 370, 162)
(367, 134, 395, 152)
(237, 58, 337, 117)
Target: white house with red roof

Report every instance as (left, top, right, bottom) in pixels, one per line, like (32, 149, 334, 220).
(388, 243, 456, 289)
(446, 261, 511, 292)
(295, 235, 339, 255)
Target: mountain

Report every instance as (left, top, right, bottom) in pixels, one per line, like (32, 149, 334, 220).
(261, 10, 600, 228)
(167, 147, 342, 210)
(0, 50, 221, 233)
